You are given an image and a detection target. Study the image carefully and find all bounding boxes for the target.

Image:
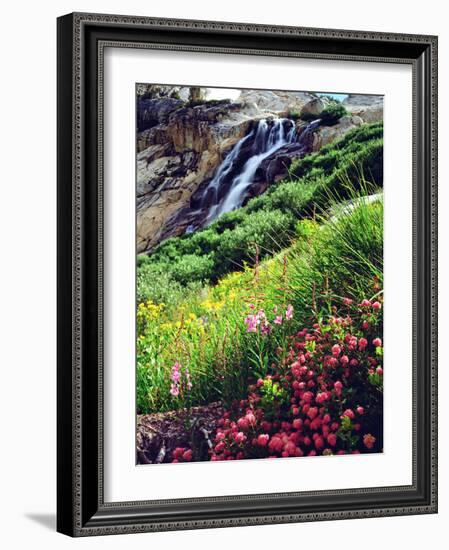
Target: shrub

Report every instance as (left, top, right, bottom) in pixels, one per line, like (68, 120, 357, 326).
(319, 103, 348, 126)
(137, 261, 203, 304)
(170, 254, 215, 286)
(204, 297, 383, 462)
(288, 110, 302, 121)
(214, 209, 295, 277)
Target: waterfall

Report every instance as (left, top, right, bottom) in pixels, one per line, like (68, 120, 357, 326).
(186, 117, 319, 232)
(202, 118, 296, 224)
(199, 129, 255, 223)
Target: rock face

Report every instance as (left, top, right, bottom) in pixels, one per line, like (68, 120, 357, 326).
(312, 115, 364, 151)
(136, 89, 383, 253)
(343, 94, 384, 124)
(300, 97, 325, 119)
(136, 100, 254, 251)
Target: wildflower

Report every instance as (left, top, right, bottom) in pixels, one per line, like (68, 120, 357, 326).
(170, 384, 179, 397)
(348, 336, 358, 350)
(172, 447, 184, 460)
(356, 406, 365, 415)
(363, 433, 376, 449)
(235, 432, 247, 444)
(285, 304, 294, 320)
(182, 449, 193, 461)
(246, 412, 257, 426)
(171, 369, 181, 383)
(260, 321, 272, 336)
(327, 433, 337, 447)
(274, 315, 283, 325)
(302, 391, 314, 403)
(292, 418, 303, 430)
(257, 434, 269, 447)
(284, 441, 297, 456)
(331, 344, 341, 357)
(185, 366, 192, 390)
(237, 417, 250, 431)
(334, 380, 343, 396)
(373, 337, 382, 348)
(372, 301, 382, 310)
(315, 392, 329, 404)
(244, 314, 258, 333)
(341, 409, 355, 420)
(343, 297, 353, 306)
(360, 299, 371, 308)
(358, 337, 368, 350)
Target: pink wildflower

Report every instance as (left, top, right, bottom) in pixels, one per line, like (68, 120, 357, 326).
(257, 434, 269, 447)
(260, 321, 272, 336)
(363, 433, 376, 449)
(331, 344, 341, 357)
(244, 315, 258, 333)
(373, 337, 382, 348)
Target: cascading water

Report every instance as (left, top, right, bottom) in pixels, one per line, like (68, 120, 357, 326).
(183, 117, 319, 234)
(202, 118, 296, 224)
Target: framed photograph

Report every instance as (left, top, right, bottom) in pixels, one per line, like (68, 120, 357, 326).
(57, 12, 438, 536)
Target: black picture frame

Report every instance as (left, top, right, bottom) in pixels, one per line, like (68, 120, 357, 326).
(57, 12, 438, 537)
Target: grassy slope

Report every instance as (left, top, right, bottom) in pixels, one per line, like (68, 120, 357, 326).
(137, 197, 383, 414)
(136, 121, 384, 414)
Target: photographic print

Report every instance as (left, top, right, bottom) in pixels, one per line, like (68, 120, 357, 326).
(136, 84, 384, 465)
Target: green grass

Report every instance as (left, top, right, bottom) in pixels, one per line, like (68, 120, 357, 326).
(137, 189, 383, 414)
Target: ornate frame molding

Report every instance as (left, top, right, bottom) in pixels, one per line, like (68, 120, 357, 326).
(57, 12, 438, 537)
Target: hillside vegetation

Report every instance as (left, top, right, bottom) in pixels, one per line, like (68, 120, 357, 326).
(137, 122, 383, 416)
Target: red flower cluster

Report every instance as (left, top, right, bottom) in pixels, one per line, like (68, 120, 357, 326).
(171, 447, 193, 463)
(209, 297, 383, 461)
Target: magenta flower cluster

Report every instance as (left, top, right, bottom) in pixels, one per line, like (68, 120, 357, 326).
(244, 303, 294, 335)
(170, 361, 192, 398)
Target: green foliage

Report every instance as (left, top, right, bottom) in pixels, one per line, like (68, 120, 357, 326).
(136, 260, 203, 304)
(258, 378, 289, 420)
(214, 209, 294, 276)
(136, 192, 383, 414)
(288, 109, 302, 121)
(284, 197, 383, 322)
(319, 103, 348, 125)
